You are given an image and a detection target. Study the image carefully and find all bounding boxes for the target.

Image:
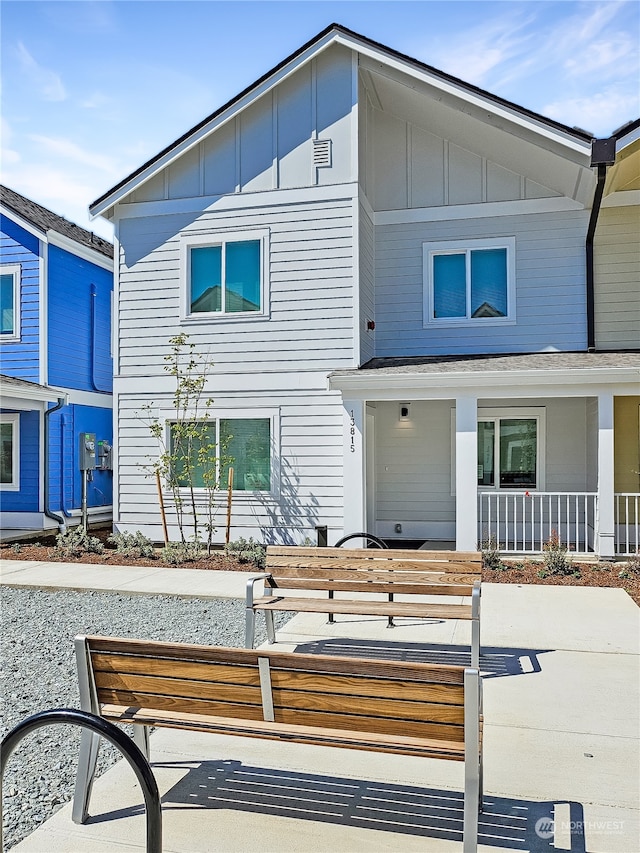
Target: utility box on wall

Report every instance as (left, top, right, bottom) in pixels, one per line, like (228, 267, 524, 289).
(79, 432, 96, 470)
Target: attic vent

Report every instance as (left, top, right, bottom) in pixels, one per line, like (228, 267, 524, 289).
(313, 138, 332, 168)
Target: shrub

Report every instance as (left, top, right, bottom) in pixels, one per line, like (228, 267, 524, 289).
(479, 534, 503, 571)
(107, 530, 156, 559)
(542, 529, 572, 575)
(55, 526, 104, 558)
(224, 537, 266, 569)
(625, 552, 640, 575)
(160, 540, 204, 565)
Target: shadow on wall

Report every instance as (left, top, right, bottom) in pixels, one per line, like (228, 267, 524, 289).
(100, 759, 585, 852)
(251, 454, 321, 545)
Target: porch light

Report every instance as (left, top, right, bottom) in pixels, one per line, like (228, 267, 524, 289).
(399, 404, 410, 421)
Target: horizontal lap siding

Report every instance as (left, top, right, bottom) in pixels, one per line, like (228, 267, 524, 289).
(0, 217, 40, 381)
(374, 209, 589, 356)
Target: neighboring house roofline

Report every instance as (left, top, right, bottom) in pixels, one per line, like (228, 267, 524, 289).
(1, 184, 113, 261)
(89, 22, 595, 219)
(612, 117, 640, 151)
(0, 374, 68, 405)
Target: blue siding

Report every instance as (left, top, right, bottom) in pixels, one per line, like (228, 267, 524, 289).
(48, 245, 113, 392)
(0, 216, 41, 381)
(47, 403, 113, 512)
(0, 409, 40, 512)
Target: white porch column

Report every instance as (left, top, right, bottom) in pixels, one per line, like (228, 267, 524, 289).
(455, 395, 478, 551)
(342, 399, 366, 540)
(597, 391, 616, 558)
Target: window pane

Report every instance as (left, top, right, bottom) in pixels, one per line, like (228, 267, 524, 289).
(477, 421, 495, 486)
(225, 241, 260, 313)
(190, 246, 222, 313)
(499, 419, 537, 488)
(433, 254, 466, 318)
(1, 273, 15, 334)
(220, 418, 270, 491)
(169, 422, 217, 488)
(1, 422, 14, 484)
(470, 249, 507, 318)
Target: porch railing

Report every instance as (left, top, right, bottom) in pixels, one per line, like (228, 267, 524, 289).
(615, 494, 640, 556)
(478, 492, 597, 554)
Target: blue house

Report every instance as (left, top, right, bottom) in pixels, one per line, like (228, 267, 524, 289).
(1, 185, 114, 535)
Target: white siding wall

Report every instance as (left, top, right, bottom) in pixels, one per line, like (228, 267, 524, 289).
(358, 199, 375, 365)
(594, 205, 640, 350)
(374, 209, 589, 356)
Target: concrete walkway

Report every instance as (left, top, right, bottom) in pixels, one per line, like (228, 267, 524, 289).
(2, 559, 639, 853)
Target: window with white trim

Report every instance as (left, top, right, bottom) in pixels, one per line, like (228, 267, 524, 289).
(423, 238, 515, 326)
(0, 264, 20, 340)
(0, 413, 20, 490)
(168, 415, 273, 492)
(181, 231, 269, 321)
(477, 409, 545, 490)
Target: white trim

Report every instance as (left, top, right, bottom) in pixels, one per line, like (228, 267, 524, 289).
(374, 196, 583, 226)
(39, 240, 47, 384)
(0, 412, 20, 490)
(63, 389, 113, 408)
(0, 379, 65, 405)
(0, 205, 44, 241)
(46, 230, 113, 271)
(179, 228, 270, 323)
(601, 189, 640, 208)
(158, 406, 280, 498)
(616, 124, 640, 151)
(0, 263, 21, 342)
(423, 236, 516, 328)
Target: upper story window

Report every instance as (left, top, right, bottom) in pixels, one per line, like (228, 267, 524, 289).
(423, 238, 515, 327)
(0, 264, 20, 341)
(0, 414, 19, 490)
(180, 230, 269, 322)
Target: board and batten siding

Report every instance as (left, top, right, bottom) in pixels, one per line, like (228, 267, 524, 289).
(117, 194, 358, 375)
(115, 387, 345, 544)
(373, 209, 589, 356)
(0, 216, 41, 381)
(594, 205, 640, 350)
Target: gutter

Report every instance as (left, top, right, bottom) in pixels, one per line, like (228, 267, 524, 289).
(43, 395, 69, 533)
(586, 137, 617, 351)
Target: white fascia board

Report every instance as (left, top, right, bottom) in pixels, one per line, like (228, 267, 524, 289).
(337, 33, 592, 157)
(374, 196, 584, 226)
(91, 32, 341, 219)
(616, 124, 640, 151)
(601, 189, 640, 208)
(0, 205, 45, 241)
(329, 366, 640, 398)
(46, 230, 113, 271)
(0, 382, 68, 406)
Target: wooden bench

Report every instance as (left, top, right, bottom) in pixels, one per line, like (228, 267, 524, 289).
(246, 546, 482, 667)
(73, 634, 483, 852)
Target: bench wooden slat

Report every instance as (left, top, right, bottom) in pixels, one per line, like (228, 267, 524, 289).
(96, 688, 268, 722)
(268, 670, 465, 704)
(265, 568, 480, 585)
(91, 653, 263, 687)
(98, 704, 467, 761)
(266, 576, 475, 595)
(267, 546, 481, 563)
(94, 672, 264, 706)
(253, 596, 473, 620)
(268, 556, 481, 574)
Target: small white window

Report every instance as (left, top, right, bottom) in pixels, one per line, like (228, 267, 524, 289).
(180, 230, 269, 322)
(0, 413, 20, 490)
(0, 264, 21, 341)
(423, 238, 515, 327)
(477, 408, 545, 491)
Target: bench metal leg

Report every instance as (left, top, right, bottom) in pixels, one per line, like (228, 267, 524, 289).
(245, 608, 256, 649)
(133, 724, 151, 761)
(463, 668, 481, 853)
(264, 610, 276, 644)
(72, 729, 101, 824)
(387, 592, 395, 628)
(327, 590, 335, 624)
(471, 617, 480, 670)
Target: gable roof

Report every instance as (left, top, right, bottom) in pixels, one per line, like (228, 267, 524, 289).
(1, 184, 113, 259)
(90, 23, 594, 219)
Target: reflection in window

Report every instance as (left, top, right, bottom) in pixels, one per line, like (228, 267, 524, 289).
(477, 417, 537, 489)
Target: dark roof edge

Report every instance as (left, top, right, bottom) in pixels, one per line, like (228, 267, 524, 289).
(90, 22, 594, 215)
(611, 117, 640, 139)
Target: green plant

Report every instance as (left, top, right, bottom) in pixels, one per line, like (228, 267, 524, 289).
(11, 543, 22, 553)
(537, 567, 549, 579)
(542, 529, 572, 575)
(619, 569, 630, 580)
(625, 552, 640, 574)
(479, 534, 503, 571)
(224, 537, 266, 569)
(160, 540, 204, 565)
(55, 526, 104, 558)
(107, 531, 156, 559)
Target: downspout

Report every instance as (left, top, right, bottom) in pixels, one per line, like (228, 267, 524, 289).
(586, 137, 617, 351)
(43, 396, 68, 533)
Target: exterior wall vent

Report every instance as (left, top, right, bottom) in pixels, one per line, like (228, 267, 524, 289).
(313, 138, 332, 168)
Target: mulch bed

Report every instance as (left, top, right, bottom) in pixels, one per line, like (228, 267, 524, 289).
(2, 528, 639, 605)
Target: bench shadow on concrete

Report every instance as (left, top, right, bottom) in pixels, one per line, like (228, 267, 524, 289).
(293, 638, 553, 678)
(109, 759, 583, 852)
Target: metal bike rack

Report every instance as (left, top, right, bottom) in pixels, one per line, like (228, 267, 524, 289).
(1, 708, 162, 853)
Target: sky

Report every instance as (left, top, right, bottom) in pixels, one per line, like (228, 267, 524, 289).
(1, 0, 638, 241)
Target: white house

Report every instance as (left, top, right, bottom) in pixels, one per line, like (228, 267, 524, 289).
(90, 24, 640, 556)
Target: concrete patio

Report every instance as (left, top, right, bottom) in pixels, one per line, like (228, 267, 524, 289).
(2, 559, 639, 852)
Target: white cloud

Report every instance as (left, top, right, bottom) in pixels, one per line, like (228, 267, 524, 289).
(0, 117, 21, 165)
(16, 41, 67, 102)
(543, 89, 639, 136)
(28, 134, 120, 176)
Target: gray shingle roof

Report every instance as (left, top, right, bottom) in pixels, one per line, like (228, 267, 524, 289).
(0, 185, 113, 259)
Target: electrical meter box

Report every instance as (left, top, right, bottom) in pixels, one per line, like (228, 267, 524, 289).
(97, 439, 113, 471)
(79, 432, 96, 470)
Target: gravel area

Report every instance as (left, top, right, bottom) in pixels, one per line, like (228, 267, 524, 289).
(0, 586, 288, 849)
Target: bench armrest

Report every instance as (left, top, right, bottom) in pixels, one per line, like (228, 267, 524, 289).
(245, 573, 272, 608)
(471, 581, 481, 619)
